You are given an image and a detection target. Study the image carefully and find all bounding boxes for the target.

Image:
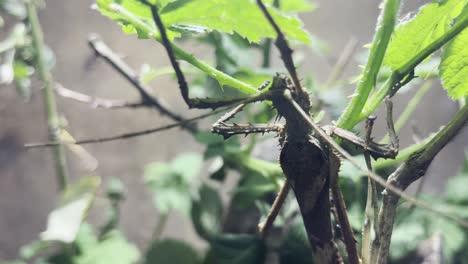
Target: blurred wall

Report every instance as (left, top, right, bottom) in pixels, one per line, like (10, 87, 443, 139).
(0, 0, 466, 259)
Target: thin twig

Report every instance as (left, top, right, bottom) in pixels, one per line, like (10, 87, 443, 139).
(88, 34, 197, 132)
(27, 1, 69, 190)
(375, 104, 468, 263)
(256, 0, 304, 94)
(55, 83, 144, 109)
(282, 90, 468, 228)
(24, 108, 229, 148)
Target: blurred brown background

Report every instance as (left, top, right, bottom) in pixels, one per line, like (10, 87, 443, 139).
(0, 0, 466, 259)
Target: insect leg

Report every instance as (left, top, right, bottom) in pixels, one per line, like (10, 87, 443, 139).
(212, 103, 284, 138)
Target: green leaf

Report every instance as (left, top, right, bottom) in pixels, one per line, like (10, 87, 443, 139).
(0, 0, 27, 18)
(439, 27, 468, 100)
(95, 0, 311, 43)
(40, 177, 101, 243)
(445, 153, 468, 203)
(191, 184, 223, 240)
(279, 217, 312, 264)
(145, 239, 200, 264)
(383, 0, 467, 69)
(161, 0, 311, 43)
(144, 153, 203, 216)
(204, 234, 265, 264)
(73, 230, 140, 264)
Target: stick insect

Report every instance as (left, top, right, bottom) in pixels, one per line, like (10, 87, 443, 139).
(140, 1, 400, 263)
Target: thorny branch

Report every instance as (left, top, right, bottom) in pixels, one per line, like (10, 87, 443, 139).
(88, 34, 197, 132)
(375, 104, 468, 264)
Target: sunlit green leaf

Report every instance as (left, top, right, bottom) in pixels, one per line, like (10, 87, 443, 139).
(439, 28, 468, 100)
(383, 0, 467, 69)
(95, 0, 311, 43)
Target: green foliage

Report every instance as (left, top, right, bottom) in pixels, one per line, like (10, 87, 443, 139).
(439, 27, 468, 99)
(191, 184, 224, 240)
(145, 239, 200, 264)
(383, 0, 467, 70)
(40, 177, 100, 243)
(144, 153, 203, 216)
(204, 234, 265, 264)
(95, 0, 311, 43)
(73, 227, 140, 264)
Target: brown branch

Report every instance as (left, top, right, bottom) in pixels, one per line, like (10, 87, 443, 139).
(256, 0, 303, 94)
(375, 104, 468, 264)
(24, 108, 228, 148)
(87, 34, 197, 132)
(55, 83, 144, 109)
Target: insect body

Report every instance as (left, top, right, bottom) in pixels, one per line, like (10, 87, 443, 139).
(270, 74, 341, 263)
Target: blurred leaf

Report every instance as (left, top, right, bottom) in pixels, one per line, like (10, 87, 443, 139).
(195, 131, 225, 145)
(390, 219, 426, 259)
(195, 131, 243, 159)
(279, 217, 312, 264)
(106, 177, 126, 201)
(73, 230, 140, 264)
(204, 234, 265, 264)
(383, 0, 467, 69)
(0, 0, 27, 18)
(19, 240, 48, 260)
(338, 155, 366, 182)
(445, 153, 468, 204)
(144, 153, 203, 216)
(232, 68, 272, 88)
(232, 172, 278, 209)
(439, 27, 468, 100)
(40, 177, 101, 243)
(145, 239, 200, 264)
(191, 184, 223, 240)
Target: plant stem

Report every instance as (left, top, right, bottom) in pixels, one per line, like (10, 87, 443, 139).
(376, 103, 468, 263)
(373, 135, 433, 170)
(381, 81, 432, 143)
(336, 0, 400, 130)
(108, 3, 257, 95)
(360, 15, 468, 122)
(27, 1, 68, 190)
